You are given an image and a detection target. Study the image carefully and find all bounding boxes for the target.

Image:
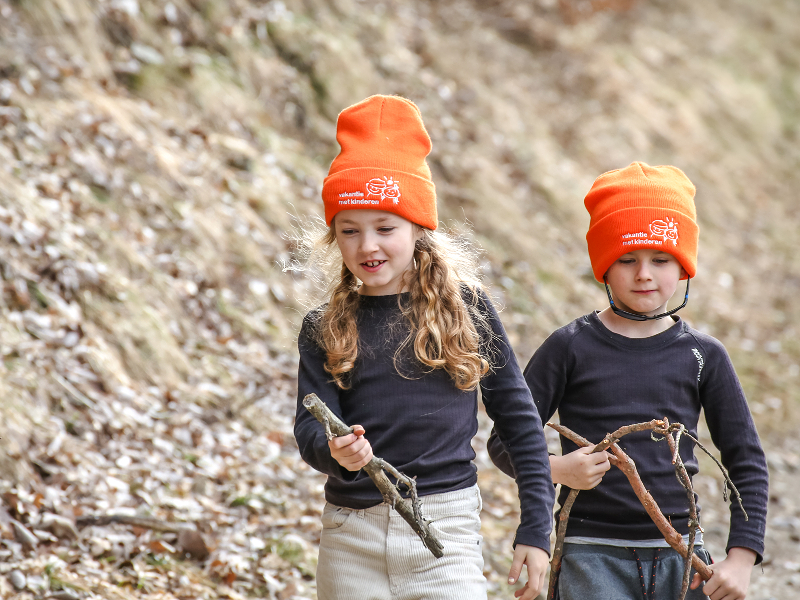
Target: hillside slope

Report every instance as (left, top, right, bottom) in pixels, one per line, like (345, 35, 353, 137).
(1, 0, 799, 598)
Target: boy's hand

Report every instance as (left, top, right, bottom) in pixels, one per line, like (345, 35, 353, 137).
(690, 547, 756, 600)
(508, 545, 548, 600)
(328, 425, 373, 471)
(550, 447, 611, 489)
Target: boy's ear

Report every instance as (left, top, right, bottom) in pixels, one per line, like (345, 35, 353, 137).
(680, 265, 688, 279)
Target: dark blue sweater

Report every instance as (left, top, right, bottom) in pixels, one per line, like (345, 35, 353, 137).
(488, 312, 768, 561)
(294, 290, 555, 551)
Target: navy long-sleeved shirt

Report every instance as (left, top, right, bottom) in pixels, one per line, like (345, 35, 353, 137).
(295, 290, 554, 551)
(488, 311, 768, 561)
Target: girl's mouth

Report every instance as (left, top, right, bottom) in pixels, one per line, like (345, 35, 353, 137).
(361, 260, 386, 272)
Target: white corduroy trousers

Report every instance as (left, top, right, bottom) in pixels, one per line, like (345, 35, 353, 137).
(316, 484, 487, 600)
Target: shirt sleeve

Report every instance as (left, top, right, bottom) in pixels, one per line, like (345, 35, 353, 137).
(477, 291, 555, 553)
(487, 325, 571, 479)
(294, 312, 358, 481)
(697, 337, 768, 563)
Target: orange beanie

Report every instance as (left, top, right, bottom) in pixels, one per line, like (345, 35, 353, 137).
(322, 95, 437, 230)
(584, 162, 698, 282)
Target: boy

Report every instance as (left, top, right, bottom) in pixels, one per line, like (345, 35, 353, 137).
(489, 162, 768, 600)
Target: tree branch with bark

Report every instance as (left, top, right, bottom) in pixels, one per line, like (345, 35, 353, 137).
(546, 420, 715, 600)
(303, 393, 444, 558)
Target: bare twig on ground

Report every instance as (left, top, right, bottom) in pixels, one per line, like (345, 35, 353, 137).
(302, 393, 444, 559)
(76, 514, 194, 533)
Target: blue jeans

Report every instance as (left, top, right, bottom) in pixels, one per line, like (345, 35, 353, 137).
(558, 543, 713, 600)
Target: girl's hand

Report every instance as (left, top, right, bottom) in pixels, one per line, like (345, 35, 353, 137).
(690, 547, 756, 600)
(328, 425, 373, 471)
(550, 447, 611, 489)
(508, 545, 548, 600)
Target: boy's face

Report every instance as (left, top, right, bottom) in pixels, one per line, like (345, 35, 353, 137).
(604, 249, 687, 317)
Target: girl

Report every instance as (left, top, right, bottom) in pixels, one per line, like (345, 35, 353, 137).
(293, 95, 554, 600)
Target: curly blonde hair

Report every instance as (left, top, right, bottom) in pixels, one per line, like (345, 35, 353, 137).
(289, 219, 493, 391)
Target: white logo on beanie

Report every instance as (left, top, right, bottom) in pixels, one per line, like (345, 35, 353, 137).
(649, 218, 679, 246)
(366, 176, 401, 204)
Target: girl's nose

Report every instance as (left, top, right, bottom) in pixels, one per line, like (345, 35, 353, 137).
(359, 232, 379, 253)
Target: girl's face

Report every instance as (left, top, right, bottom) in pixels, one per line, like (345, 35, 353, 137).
(333, 209, 421, 296)
(604, 249, 687, 316)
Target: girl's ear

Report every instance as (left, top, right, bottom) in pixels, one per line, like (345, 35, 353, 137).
(414, 225, 424, 241)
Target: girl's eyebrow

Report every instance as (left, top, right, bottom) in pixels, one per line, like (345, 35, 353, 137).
(339, 217, 395, 225)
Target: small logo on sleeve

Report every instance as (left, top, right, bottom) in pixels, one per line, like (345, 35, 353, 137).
(691, 348, 704, 381)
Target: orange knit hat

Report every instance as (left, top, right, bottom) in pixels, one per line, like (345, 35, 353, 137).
(322, 95, 437, 230)
(584, 162, 698, 282)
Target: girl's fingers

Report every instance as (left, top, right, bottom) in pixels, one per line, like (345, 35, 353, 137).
(329, 433, 357, 449)
(352, 425, 365, 436)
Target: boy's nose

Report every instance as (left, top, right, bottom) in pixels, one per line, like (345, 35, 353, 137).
(635, 265, 653, 280)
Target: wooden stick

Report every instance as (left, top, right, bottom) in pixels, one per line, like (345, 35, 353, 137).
(546, 420, 665, 599)
(659, 419, 700, 600)
(303, 394, 444, 558)
(549, 422, 713, 581)
(76, 514, 193, 533)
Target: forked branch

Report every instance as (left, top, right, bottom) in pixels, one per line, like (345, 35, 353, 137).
(303, 394, 444, 558)
(546, 421, 714, 600)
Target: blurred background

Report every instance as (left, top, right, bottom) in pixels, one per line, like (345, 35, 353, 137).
(0, 0, 798, 598)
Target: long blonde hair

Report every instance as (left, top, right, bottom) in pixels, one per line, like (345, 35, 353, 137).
(291, 218, 493, 391)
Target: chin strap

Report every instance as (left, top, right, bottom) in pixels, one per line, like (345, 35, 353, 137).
(603, 277, 690, 322)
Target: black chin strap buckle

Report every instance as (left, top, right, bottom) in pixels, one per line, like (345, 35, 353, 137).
(603, 277, 690, 322)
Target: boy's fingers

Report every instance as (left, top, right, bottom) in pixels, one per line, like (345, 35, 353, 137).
(507, 551, 524, 585)
(689, 572, 703, 590)
(352, 425, 365, 436)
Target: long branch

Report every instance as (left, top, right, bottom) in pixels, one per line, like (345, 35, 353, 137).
(548, 422, 713, 581)
(302, 394, 444, 559)
(660, 419, 701, 600)
(546, 420, 669, 599)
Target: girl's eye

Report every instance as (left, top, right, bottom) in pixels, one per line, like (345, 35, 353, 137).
(340, 229, 357, 235)
(618, 259, 635, 265)
(653, 258, 670, 264)
(378, 227, 395, 233)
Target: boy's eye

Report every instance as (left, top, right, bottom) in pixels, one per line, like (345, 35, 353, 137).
(618, 258, 635, 264)
(378, 227, 395, 233)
